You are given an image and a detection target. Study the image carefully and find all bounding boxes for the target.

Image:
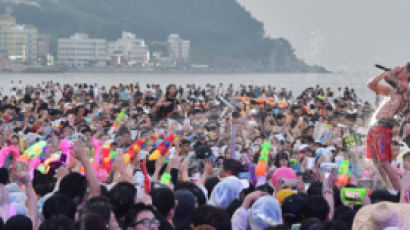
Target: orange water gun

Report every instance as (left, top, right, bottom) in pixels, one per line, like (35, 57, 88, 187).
(149, 134, 176, 161)
(255, 140, 271, 176)
(101, 142, 112, 172)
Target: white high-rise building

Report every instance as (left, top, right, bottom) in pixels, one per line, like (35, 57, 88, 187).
(0, 16, 38, 62)
(57, 33, 108, 66)
(167, 33, 190, 63)
(107, 32, 149, 65)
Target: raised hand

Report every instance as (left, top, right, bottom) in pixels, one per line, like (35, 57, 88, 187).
(241, 191, 269, 209)
(15, 161, 31, 184)
(71, 141, 88, 163)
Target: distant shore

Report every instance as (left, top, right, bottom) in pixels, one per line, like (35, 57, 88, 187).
(1, 65, 331, 75)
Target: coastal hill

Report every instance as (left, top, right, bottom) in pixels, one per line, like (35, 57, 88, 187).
(0, 0, 328, 72)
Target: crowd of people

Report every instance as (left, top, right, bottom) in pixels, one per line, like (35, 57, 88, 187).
(0, 73, 409, 230)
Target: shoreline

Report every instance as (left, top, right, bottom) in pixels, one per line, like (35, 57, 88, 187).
(1, 69, 334, 75)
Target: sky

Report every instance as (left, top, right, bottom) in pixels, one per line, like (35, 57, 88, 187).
(237, 0, 410, 73)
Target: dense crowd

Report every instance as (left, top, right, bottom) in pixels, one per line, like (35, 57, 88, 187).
(0, 79, 409, 230)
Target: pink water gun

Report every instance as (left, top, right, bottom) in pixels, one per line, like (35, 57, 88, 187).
(60, 138, 72, 165)
(0, 145, 10, 167)
(92, 135, 102, 171)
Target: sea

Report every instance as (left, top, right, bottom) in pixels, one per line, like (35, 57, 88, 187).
(0, 72, 376, 104)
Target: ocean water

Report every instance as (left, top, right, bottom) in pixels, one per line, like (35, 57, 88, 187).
(0, 72, 376, 103)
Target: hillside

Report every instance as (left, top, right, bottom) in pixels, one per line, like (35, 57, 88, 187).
(0, 0, 328, 72)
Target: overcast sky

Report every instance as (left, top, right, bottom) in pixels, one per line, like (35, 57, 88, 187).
(237, 0, 410, 73)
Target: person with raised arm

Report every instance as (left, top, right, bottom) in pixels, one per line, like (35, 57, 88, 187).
(366, 63, 410, 191)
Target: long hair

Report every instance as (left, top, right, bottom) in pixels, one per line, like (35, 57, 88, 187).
(166, 84, 177, 98)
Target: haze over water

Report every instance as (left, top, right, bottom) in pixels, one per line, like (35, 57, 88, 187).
(0, 72, 376, 103)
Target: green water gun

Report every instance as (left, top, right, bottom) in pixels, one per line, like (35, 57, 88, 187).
(255, 140, 271, 176)
(341, 187, 367, 205)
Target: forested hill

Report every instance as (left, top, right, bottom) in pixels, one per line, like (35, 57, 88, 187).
(0, 0, 328, 72)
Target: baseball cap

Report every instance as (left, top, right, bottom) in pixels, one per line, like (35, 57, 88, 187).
(173, 190, 196, 229)
(282, 194, 308, 224)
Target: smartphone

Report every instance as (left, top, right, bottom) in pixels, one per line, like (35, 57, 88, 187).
(239, 172, 250, 179)
(307, 157, 315, 170)
(281, 179, 298, 187)
(209, 155, 214, 163)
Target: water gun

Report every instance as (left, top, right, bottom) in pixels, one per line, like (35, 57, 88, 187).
(37, 152, 61, 174)
(124, 139, 145, 164)
(340, 187, 367, 205)
(160, 173, 171, 186)
(18, 141, 47, 162)
(0, 145, 10, 167)
(152, 133, 159, 146)
(255, 140, 271, 176)
(101, 142, 111, 172)
(92, 136, 102, 171)
(148, 134, 176, 161)
(336, 160, 351, 187)
(140, 160, 150, 194)
(112, 109, 126, 129)
(60, 138, 72, 165)
(320, 162, 338, 174)
(9, 145, 20, 166)
(289, 158, 298, 169)
(19, 136, 25, 153)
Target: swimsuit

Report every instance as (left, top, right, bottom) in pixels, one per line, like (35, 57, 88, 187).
(366, 119, 396, 162)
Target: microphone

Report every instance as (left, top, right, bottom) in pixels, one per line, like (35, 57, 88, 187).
(375, 64, 391, 72)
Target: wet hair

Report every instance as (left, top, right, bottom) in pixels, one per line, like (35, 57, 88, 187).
(204, 177, 220, 199)
(255, 183, 274, 194)
(370, 189, 400, 203)
(166, 84, 177, 98)
(4, 215, 33, 230)
(307, 182, 323, 197)
(274, 152, 289, 168)
(150, 187, 175, 218)
(59, 172, 87, 206)
(108, 182, 137, 219)
(302, 196, 330, 221)
(265, 225, 289, 230)
(71, 213, 108, 230)
(124, 203, 156, 228)
(192, 205, 231, 230)
(33, 170, 56, 197)
(175, 181, 207, 206)
(38, 215, 73, 230)
(42, 193, 76, 220)
(80, 196, 112, 223)
(300, 218, 321, 230)
(222, 159, 243, 176)
(321, 220, 350, 230)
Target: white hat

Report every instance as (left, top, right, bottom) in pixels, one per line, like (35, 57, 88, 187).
(298, 144, 310, 151)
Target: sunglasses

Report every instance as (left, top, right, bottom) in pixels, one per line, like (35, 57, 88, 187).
(131, 218, 160, 228)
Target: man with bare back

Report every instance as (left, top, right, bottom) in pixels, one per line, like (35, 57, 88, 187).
(367, 63, 410, 190)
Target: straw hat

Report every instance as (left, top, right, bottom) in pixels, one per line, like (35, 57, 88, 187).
(352, 202, 410, 230)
